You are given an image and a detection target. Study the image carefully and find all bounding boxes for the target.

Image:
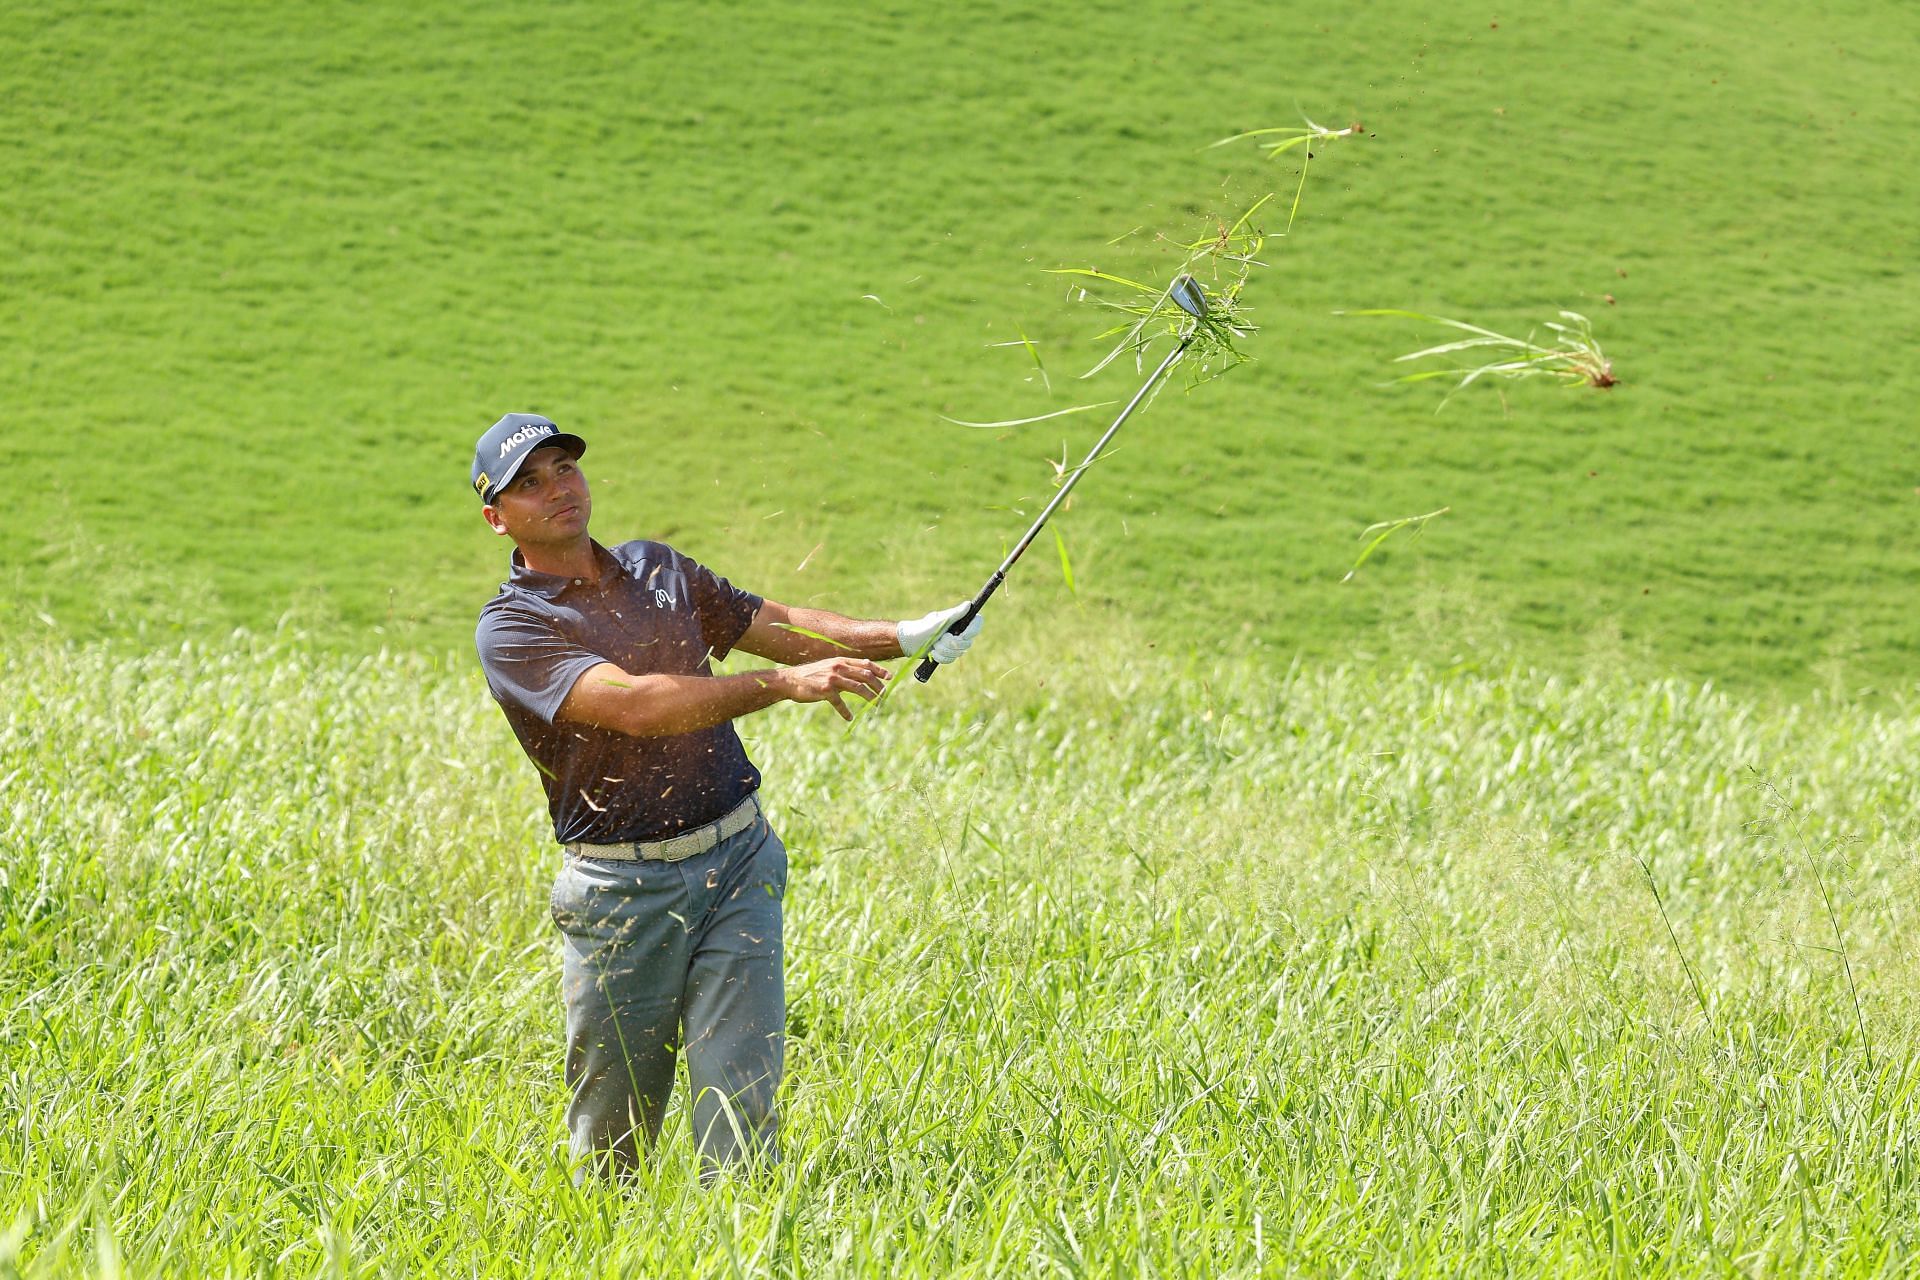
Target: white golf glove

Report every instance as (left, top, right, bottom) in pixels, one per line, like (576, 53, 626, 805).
(897, 601, 984, 665)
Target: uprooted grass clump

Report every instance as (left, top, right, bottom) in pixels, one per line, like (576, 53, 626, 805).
(1345, 307, 1617, 408)
(955, 112, 1366, 423)
(945, 193, 1280, 433)
(1049, 195, 1270, 384)
(1210, 114, 1368, 226)
(1045, 115, 1367, 387)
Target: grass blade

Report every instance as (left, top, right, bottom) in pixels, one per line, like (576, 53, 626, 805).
(1341, 506, 1449, 583)
(939, 402, 1117, 430)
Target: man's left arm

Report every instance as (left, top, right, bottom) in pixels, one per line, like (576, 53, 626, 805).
(737, 599, 984, 668)
(736, 601, 903, 664)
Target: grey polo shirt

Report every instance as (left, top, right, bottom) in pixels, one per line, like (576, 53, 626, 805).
(475, 539, 764, 844)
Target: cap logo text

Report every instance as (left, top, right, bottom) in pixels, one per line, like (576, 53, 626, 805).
(498, 424, 555, 458)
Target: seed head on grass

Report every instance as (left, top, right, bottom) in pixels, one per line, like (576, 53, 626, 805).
(1634, 852, 1715, 1026)
(1756, 774, 1873, 1070)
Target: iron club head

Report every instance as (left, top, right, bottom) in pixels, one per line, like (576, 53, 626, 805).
(1169, 273, 1209, 320)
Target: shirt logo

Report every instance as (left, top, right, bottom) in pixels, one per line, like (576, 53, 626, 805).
(653, 588, 673, 609)
(497, 424, 554, 458)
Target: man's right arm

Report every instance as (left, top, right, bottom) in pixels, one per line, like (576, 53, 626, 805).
(557, 656, 891, 736)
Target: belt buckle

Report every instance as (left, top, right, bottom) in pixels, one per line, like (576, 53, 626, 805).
(580, 795, 755, 863)
(656, 831, 703, 862)
(667, 797, 750, 860)
(650, 823, 712, 863)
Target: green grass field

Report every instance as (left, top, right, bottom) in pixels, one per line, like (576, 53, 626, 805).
(3, 0, 1917, 690)
(6, 1, 1920, 1274)
(6, 638, 1920, 1275)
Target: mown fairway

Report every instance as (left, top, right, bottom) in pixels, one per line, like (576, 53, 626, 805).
(5, 640, 1920, 1275)
(2, 0, 1917, 689)
(5, 0, 1920, 1275)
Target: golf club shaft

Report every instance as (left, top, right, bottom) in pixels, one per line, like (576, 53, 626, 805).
(915, 335, 1193, 683)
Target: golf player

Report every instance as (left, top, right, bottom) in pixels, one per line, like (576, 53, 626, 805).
(470, 412, 981, 1180)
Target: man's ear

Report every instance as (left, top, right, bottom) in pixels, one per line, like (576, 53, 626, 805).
(482, 505, 509, 537)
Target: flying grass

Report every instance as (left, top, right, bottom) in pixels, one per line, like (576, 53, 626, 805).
(1342, 506, 1449, 583)
(944, 196, 1275, 425)
(937, 402, 1116, 430)
(987, 326, 1051, 393)
(1343, 308, 1617, 408)
(1049, 118, 1362, 384)
(1209, 114, 1366, 235)
(774, 622, 854, 652)
(1211, 115, 1366, 161)
(923, 126, 1360, 682)
(1049, 192, 1272, 382)
(952, 117, 1360, 417)
(938, 185, 1274, 428)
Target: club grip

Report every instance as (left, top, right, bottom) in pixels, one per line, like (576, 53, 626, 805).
(911, 598, 988, 684)
(912, 573, 1002, 685)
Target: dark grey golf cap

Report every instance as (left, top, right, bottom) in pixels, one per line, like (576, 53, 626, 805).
(471, 413, 586, 503)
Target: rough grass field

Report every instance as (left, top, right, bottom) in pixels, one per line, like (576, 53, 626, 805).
(7, 1, 1920, 1275)
(4, 636, 1919, 1275)
(3, 0, 1917, 691)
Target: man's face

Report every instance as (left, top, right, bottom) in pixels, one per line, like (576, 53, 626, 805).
(482, 446, 592, 546)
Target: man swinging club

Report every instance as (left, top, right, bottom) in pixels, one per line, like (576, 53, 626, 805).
(470, 412, 981, 1179)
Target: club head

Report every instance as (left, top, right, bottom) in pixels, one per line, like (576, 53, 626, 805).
(1169, 274, 1209, 320)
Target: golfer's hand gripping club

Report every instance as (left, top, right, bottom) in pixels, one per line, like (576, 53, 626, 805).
(901, 598, 986, 683)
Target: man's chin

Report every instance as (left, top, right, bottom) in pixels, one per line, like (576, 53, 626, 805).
(525, 520, 589, 548)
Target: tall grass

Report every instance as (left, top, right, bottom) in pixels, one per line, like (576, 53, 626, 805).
(4, 636, 1920, 1275)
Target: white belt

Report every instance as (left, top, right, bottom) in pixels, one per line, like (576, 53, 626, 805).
(564, 794, 761, 863)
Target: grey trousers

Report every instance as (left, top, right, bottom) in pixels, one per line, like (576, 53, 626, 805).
(550, 810, 786, 1179)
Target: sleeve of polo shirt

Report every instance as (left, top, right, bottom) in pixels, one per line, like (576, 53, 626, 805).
(681, 554, 763, 659)
(475, 607, 607, 726)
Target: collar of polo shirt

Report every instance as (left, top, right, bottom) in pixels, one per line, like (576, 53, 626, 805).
(508, 540, 622, 599)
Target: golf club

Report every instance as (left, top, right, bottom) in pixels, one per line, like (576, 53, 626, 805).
(915, 273, 1211, 683)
